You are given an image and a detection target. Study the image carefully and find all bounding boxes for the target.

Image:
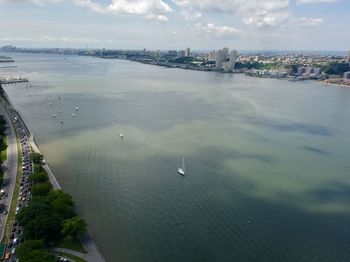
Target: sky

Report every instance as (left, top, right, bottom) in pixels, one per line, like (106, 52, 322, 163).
(0, 0, 349, 51)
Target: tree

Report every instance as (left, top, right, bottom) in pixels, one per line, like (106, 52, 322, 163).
(16, 240, 57, 262)
(62, 216, 87, 237)
(29, 171, 49, 184)
(32, 182, 52, 196)
(31, 152, 43, 164)
(16, 240, 45, 258)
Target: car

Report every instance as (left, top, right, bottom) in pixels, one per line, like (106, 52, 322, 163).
(13, 222, 17, 227)
(12, 227, 16, 232)
(10, 234, 14, 239)
(7, 242, 12, 248)
(3, 210, 8, 215)
(11, 248, 15, 254)
(16, 229, 21, 234)
(13, 238, 18, 245)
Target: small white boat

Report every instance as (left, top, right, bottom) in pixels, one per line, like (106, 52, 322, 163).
(119, 134, 124, 138)
(75, 107, 79, 111)
(60, 119, 64, 124)
(178, 157, 185, 175)
(52, 114, 56, 117)
(72, 113, 76, 117)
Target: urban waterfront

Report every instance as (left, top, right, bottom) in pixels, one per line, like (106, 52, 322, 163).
(2, 53, 350, 262)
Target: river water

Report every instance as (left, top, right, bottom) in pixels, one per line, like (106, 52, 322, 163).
(2, 53, 350, 262)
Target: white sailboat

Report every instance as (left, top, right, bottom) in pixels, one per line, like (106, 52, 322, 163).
(178, 157, 185, 175)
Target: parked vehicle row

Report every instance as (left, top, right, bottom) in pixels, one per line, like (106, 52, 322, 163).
(2, 103, 33, 262)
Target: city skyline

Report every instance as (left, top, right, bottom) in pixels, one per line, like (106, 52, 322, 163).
(0, 0, 349, 50)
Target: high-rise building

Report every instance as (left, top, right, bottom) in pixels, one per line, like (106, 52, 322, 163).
(222, 47, 229, 60)
(215, 49, 225, 69)
(347, 50, 350, 65)
(215, 47, 237, 71)
(207, 51, 216, 61)
(178, 50, 186, 57)
(228, 50, 238, 71)
(168, 50, 178, 56)
(185, 48, 191, 57)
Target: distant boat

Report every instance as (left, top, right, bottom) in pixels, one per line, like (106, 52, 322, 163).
(178, 157, 185, 176)
(119, 134, 124, 138)
(52, 114, 56, 117)
(75, 107, 79, 111)
(60, 119, 64, 124)
(72, 113, 76, 117)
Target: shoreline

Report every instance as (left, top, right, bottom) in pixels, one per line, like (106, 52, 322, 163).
(2, 86, 106, 262)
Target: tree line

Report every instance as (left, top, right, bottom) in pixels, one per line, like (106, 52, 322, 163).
(15, 160, 87, 261)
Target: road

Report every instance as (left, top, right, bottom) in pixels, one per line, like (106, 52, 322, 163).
(0, 103, 18, 241)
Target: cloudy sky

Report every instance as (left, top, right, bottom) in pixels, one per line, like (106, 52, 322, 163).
(0, 0, 349, 50)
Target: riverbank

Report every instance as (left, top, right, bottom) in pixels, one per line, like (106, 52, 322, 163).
(0, 84, 106, 262)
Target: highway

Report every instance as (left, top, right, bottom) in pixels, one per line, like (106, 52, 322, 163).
(0, 103, 18, 243)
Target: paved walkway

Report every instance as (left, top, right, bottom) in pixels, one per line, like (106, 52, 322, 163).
(0, 104, 18, 241)
(51, 248, 87, 259)
(23, 114, 106, 262)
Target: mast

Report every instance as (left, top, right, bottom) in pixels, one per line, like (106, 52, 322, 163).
(182, 157, 185, 173)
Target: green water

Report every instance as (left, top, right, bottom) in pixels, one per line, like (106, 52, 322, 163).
(2, 53, 350, 261)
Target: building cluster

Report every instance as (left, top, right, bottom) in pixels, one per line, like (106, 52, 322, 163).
(296, 66, 322, 76)
(167, 47, 191, 57)
(1, 46, 349, 80)
(209, 47, 238, 72)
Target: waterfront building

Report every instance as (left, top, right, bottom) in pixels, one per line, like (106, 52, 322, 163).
(207, 51, 216, 61)
(168, 50, 178, 56)
(344, 71, 350, 80)
(313, 67, 322, 76)
(347, 50, 350, 65)
(305, 67, 314, 75)
(215, 49, 225, 69)
(222, 50, 238, 72)
(185, 48, 191, 57)
(297, 67, 306, 75)
(178, 50, 186, 57)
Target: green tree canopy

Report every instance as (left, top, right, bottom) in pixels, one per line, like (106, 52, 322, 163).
(62, 216, 87, 237)
(29, 171, 49, 184)
(16, 240, 57, 262)
(32, 182, 52, 196)
(31, 152, 43, 164)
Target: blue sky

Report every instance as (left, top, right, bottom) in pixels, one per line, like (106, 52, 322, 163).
(0, 0, 349, 50)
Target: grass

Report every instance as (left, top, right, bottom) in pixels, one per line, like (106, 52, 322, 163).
(56, 236, 87, 254)
(56, 252, 87, 262)
(2, 125, 22, 244)
(0, 135, 7, 162)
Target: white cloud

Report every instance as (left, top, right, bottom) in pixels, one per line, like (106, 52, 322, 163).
(243, 12, 290, 27)
(0, 0, 173, 22)
(74, 0, 173, 21)
(296, 17, 324, 26)
(297, 0, 338, 4)
(107, 0, 172, 16)
(195, 22, 242, 39)
(0, 35, 112, 43)
(172, 0, 290, 13)
(180, 10, 202, 21)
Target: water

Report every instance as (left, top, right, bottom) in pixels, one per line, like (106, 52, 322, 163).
(1, 53, 350, 262)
